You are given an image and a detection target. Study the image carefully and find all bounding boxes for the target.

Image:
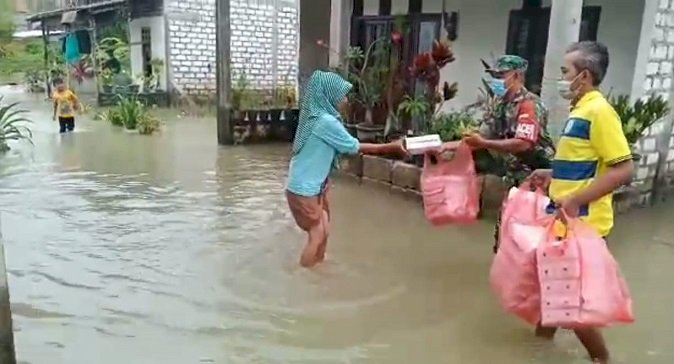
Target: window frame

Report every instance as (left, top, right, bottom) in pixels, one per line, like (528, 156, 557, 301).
(505, 6, 602, 93)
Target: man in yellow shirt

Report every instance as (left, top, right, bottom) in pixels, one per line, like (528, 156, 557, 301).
(528, 41, 634, 364)
(52, 77, 80, 133)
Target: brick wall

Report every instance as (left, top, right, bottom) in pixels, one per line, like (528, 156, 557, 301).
(643, 0, 674, 99)
(666, 126, 674, 187)
(633, 120, 666, 204)
(166, 0, 298, 95)
(631, 0, 674, 203)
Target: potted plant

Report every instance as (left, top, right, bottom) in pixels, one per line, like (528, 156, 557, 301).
(384, 15, 410, 142)
(343, 38, 388, 142)
(409, 40, 457, 134)
(101, 69, 114, 93)
(608, 93, 670, 161)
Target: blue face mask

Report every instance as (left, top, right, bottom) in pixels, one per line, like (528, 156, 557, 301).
(489, 79, 507, 97)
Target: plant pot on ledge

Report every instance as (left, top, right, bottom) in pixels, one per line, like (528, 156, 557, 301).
(356, 123, 384, 142)
(345, 122, 358, 137)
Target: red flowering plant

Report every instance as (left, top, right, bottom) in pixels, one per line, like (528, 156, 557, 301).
(71, 55, 95, 85)
(409, 40, 458, 133)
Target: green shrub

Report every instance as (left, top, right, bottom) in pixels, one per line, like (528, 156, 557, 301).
(0, 97, 33, 152)
(138, 114, 160, 135)
(116, 95, 143, 130)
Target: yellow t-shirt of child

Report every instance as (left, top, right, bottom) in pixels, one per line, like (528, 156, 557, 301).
(53, 89, 78, 118)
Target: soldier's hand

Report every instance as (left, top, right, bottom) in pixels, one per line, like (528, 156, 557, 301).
(462, 133, 486, 149)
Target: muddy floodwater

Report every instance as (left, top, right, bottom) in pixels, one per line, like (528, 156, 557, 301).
(0, 86, 673, 364)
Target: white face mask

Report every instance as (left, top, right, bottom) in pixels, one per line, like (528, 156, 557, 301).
(557, 72, 583, 100)
(557, 80, 575, 100)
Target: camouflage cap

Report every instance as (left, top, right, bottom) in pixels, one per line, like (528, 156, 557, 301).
(486, 55, 529, 73)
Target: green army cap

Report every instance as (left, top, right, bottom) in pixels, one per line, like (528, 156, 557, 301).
(486, 55, 529, 74)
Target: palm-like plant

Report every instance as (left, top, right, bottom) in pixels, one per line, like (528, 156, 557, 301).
(0, 97, 33, 153)
(116, 95, 144, 130)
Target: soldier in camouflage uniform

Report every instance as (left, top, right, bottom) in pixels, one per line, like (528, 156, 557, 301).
(463, 55, 556, 252)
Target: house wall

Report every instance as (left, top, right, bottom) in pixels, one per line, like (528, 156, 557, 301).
(359, 0, 644, 108)
(165, 0, 298, 95)
(129, 16, 168, 91)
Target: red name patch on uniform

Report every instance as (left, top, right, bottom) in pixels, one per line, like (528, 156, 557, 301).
(515, 101, 539, 143)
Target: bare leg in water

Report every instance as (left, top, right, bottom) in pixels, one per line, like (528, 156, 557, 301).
(315, 210, 330, 263)
(299, 218, 327, 268)
(535, 324, 610, 363)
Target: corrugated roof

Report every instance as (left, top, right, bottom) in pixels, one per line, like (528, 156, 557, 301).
(26, 0, 126, 22)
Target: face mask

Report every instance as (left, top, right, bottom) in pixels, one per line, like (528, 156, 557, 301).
(557, 80, 574, 100)
(557, 72, 584, 100)
(489, 79, 507, 97)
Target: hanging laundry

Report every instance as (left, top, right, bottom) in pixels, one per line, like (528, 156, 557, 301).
(64, 33, 81, 65)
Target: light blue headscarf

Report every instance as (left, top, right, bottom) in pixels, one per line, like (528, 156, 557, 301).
(292, 70, 353, 155)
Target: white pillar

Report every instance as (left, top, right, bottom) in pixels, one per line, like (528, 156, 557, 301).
(540, 0, 583, 141)
(329, 0, 352, 68)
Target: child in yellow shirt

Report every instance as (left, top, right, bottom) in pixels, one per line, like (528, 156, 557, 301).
(52, 78, 80, 133)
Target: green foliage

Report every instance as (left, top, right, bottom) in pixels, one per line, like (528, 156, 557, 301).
(608, 93, 671, 145)
(398, 95, 429, 120)
(138, 113, 161, 135)
(0, 0, 14, 43)
(430, 111, 479, 142)
(0, 39, 46, 84)
(102, 96, 161, 134)
(97, 109, 124, 127)
(116, 95, 143, 130)
(0, 97, 33, 152)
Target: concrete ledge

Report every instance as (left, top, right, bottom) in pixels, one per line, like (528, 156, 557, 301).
(363, 155, 394, 183)
(338, 155, 650, 216)
(392, 161, 421, 191)
(340, 154, 363, 177)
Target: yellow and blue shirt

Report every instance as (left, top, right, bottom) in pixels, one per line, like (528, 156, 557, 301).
(549, 90, 632, 237)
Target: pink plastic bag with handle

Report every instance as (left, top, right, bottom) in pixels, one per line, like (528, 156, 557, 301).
(421, 143, 480, 225)
(537, 214, 635, 329)
(490, 185, 552, 325)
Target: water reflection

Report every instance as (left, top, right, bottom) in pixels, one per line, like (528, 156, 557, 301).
(0, 86, 672, 363)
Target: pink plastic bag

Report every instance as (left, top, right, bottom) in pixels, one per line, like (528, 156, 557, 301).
(537, 216, 635, 329)
(490, 186, 552, 325)
(421, 143, 481, 225)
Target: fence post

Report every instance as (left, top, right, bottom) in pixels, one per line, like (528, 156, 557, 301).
(0, 217, 16, 364)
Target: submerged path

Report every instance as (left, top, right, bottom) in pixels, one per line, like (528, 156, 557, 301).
(0, 87, 673, 364)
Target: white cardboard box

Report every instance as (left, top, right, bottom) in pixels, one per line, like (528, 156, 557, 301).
(404, 134, 443, 155)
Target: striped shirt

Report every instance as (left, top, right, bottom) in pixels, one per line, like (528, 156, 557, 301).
(549, 90, 632, 237)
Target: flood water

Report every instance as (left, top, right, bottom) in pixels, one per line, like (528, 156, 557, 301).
(0, 86, 673, 363)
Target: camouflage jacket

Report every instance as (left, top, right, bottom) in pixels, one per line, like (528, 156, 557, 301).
(478, 88, 556, 186)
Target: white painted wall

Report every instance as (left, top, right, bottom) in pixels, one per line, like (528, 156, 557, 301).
(544, 0, 645, 98)
(129, 16, 168, 91)
(359, 0, 645, 108)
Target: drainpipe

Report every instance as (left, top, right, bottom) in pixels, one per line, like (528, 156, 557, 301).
(539, 0, 583, 141)
(0, 218, 16, 364)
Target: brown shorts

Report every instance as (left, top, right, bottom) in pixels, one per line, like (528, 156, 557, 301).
(286, 184, 331, 232)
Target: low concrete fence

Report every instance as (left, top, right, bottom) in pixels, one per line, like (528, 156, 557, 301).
(338, 154, 643, 216)
(339, 115, 674, 214)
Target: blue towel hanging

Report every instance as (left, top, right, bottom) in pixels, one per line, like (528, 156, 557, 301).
(65, 33, 81, 65)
